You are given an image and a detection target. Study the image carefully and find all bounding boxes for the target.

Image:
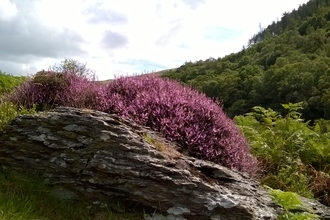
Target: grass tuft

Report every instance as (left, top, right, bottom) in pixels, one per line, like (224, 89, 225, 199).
(0, 170, 144, 220)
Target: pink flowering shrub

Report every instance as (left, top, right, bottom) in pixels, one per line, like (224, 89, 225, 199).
(7, 70, 99, 109)
(8, 71, 257, 174)
(96, 75, 258, 174)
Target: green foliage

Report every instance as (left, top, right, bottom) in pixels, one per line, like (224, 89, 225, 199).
(0, 170, 144, 220)
(266, 186, 319, 220)
(161, 0, 330, 121)
(33, 70, 69, 91)
(246, 106, 281, 126)
(142, 133, 156, 145)
(0, 101, 36, 131)
(235, 102, 330, 204)
(262, 163, 314, 198)
(314, 118, 330, 133)
(278, 212, 319, 220)
(0, 71, 36, 131)
(0, 71, 26, 95)
(268, 187, 307, 212)
(282, 102, 304, 120)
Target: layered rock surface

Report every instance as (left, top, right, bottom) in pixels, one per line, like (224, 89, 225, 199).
(0, 107, 328, 219)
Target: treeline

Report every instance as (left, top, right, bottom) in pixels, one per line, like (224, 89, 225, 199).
(162, 0, 330, 121)
(249, 0, 330, 45)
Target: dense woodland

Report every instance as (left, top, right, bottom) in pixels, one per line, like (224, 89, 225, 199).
(162, 0, 330, 121)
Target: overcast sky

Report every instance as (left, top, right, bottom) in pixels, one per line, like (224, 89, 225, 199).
(0, 0, 309, 80)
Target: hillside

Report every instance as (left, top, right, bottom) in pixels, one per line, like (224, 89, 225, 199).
(162, 0, 330, 121)
(1, 1, 330, 217)
(0, 71, 26, 96)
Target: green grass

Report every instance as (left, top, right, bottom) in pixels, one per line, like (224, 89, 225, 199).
(0, 71, 26, 95)
(0, 101, 37, 130)
(0, 170, 144, 220)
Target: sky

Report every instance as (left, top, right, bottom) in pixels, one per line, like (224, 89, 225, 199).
(0, 0, 309, 80)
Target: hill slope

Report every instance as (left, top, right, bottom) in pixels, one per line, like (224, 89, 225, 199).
(162, 0, 330, 121)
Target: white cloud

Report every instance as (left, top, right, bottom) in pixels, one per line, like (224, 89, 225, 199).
(0, 0, 18, 21)
(0, 0, 309, 80)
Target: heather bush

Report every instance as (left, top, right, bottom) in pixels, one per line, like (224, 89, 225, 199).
(7, 70, 100, 110)
(96, 75, 258, 174)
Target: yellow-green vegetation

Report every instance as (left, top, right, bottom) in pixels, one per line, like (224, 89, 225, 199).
(0, 170, 144, 220)
(142, 133, 182, 159)
(266, 186, 319, 220)
(0, 71, 25, 95)
(0, 71, 37, 130)
(0, 102, 37, 131)
(235, 102, 330, 207)
(142, 133, 164, 151)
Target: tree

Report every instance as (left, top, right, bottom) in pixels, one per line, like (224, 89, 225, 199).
(50, 58, 96, 80)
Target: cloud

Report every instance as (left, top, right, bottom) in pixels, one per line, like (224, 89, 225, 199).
(102, 30, 129, 50)
(85, 3, 127, 25)
(0, 59, 41, 76)
(0, 0, 87, 75)
(0, 0, 310, 80)
(155, 24, 183, 46)
(0, 0, 18, 21)
(181, 0, 206, 9)
(0, 21, 86, 59)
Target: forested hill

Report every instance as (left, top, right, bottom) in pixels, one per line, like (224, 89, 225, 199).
(162, 0, 330, 121)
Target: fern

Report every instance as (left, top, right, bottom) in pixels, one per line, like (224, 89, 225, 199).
(266, 186, 319, 220)
(235, 102, 330, 204)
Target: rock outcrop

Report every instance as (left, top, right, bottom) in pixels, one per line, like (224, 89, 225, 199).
(0, 107, 328, 219)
